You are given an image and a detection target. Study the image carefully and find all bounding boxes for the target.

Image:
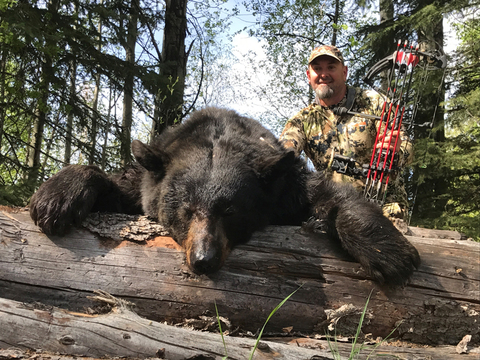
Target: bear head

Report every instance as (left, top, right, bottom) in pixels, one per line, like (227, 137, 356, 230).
(131, 108, 302, 275)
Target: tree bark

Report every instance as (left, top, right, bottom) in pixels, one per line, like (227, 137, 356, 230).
(0, 210, 479, 350)
(90, 74, 100, 165)
(0, 294, 478, 360)
(27, 57, 50, 183)
(65, 59, 76, 165)
(100, 85, 113, 170)
(331, 0, 340, 46)
(0, 47, 6, 150)
(26, 0, 62, 183)
(152, 0, 188, 137)
(379, 0, 395, 92)
(89, 4, 103, 166)
(120, 0, 138, 166)
(64, 3, 79, 166)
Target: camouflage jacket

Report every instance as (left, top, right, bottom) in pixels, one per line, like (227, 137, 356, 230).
(279, 86, 412, 211)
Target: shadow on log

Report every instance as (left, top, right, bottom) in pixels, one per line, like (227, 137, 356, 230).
(0, 210, 479, 355)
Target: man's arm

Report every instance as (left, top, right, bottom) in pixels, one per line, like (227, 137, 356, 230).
(279, 114, 308, 157)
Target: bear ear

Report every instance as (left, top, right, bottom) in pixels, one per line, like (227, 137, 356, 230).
(260, 150, 297, 180)
(131, 140, 169, 172)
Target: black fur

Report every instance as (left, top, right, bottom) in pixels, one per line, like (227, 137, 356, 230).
(30, 107, 420, 284)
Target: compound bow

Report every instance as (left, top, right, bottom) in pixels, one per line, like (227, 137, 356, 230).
(332, 39, 447, 206)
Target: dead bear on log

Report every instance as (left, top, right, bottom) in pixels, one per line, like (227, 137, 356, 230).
(30, 107, 420, 285)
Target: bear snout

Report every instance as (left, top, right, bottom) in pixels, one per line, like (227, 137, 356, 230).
(184, 215, 230, 275)
(189, 244, 221, 275)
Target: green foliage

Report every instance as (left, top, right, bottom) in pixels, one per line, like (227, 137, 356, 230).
(0, 181, 34, 207)
(0, 0, 16, 11)
(214, 285, 301, 360)
(248, 285, 301, 359)
(327, 290, 403, 359)
(0, 0, 242, 204)
(231, 0, 376, 132)
(234, 0, 478, 239)
(214, 301, 229, 360)
(410, 132, 480, 240)
(408, 7, 480, 240)
(347, 0, 480, 240)
(0, 0, 173, 201)
(1, 0, 478, 240)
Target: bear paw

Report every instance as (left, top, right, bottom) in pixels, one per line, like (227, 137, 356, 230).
(30, 165, 109, 235)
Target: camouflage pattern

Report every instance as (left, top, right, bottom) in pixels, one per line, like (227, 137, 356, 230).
(309, 45, 345, 64)
(280, 86, 412, 218)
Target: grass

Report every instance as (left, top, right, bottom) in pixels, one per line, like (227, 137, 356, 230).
(215, 285, 302, 360)
(215, 287, 401, 359)
(327, 290, 402, 359)
(214, 301, 229, 360)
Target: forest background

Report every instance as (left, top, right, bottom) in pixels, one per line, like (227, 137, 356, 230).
(0, 0, 479, 239)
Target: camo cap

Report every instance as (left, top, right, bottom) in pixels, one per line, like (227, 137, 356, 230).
(308, 45, 344, 65)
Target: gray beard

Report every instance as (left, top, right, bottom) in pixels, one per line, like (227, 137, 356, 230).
(315, 84, 334, 100)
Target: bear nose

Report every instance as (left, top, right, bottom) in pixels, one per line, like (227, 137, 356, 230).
(190, 246, 220, 275)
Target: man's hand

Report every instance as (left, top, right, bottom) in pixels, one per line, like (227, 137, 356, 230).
(376, 130, 402, 152)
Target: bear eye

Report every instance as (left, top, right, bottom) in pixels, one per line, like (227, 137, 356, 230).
(223, 206, 236, 217)
(183, 204, 196, 219)
(213, 198, 237, 217)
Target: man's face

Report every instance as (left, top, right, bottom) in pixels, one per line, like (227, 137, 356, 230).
(307, 56, 348, 101)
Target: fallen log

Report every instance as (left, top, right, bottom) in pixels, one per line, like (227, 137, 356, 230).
(1, 294, 479, 360)
(0, 210, 479, 351)
(0, 293, 332, 360)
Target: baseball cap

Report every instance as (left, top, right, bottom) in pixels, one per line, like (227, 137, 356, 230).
(308, 45, 345, 64)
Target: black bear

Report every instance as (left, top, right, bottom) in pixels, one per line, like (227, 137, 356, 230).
(30, 107, 420, 284)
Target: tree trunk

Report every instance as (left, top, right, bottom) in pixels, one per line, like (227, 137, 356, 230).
(40, 113, 61, 170)
(100, 85, 113, 170)
(120, 0, 138, 166)
(27, 0, 60, 183)
(379, 0, 394, 41)
(0, 210, 478, 350)
(27, 57, 50, 183)
(331, 0, 340, 46)
(64, 3, 79, 165)
(88, 73, 101, 165)
(307, 13, 316, 105)
(65, 59, 76, 165)
(379, 0, 395, 92)
(89, 6, 103, 166)
(90, 73, 100, 165)
(0, 48, 6, 151)
(151, 0, 188, 137)
(411, 18, 448, 223)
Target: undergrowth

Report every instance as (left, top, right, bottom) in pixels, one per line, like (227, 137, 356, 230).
(215, 288, 401, 359)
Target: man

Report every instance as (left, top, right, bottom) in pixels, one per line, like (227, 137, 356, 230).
(279, 45, 412, 219)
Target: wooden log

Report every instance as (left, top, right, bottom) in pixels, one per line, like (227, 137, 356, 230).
(406, 226, 469, 240)
(0, 210, 479, 350)
(0, 293, 332, 359)
(1, 295, 479, 360)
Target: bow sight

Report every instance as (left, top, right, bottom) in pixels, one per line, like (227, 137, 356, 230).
(332, 39, 447, 206)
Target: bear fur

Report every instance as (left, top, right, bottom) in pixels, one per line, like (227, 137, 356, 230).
(30, 107, 420, 284)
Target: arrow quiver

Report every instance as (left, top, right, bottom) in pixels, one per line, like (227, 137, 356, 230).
(333, 40, 447, 207)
